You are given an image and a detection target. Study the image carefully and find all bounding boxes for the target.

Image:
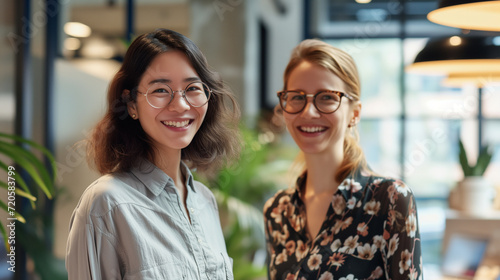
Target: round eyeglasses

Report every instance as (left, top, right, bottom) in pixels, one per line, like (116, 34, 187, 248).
(277, 90, 355, 114)
(137, 81, 211, 109)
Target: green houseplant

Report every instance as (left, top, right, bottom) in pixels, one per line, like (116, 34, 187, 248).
(195, 124, 289, 280)
(0, 132, 67, 279)
(459, 139, 493, 177)
(0, 132, 56, 242)
(451, 139, 495, 214)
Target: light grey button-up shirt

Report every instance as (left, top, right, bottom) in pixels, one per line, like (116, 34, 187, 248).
(66, 160, 233, 280)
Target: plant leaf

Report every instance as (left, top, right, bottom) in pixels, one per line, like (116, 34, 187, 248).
(0, 161, 37, 208)
(0, 142, 53, 198)
(0, 161, 36, 209)
(458, 140, 472, 176)
(0, 181, 37, 201)
(213, 189, 265, 246)
(0, 140, 54, 195)
(0, 199, 26, 223)
(0, 220, 8, 252)
(0, 132, 58, 183)
(476, 145, 493, 176)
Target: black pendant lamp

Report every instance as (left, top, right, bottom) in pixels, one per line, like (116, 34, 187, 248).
(428, 0, 500, 32)
(408, 36, 500, 82)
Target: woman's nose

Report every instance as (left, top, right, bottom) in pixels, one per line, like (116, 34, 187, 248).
(300, 96, 321, 118)
(167, 91, 190, 112)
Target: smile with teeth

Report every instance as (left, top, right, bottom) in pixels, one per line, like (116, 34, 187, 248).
(299, 126, 326, 133)
(162, 120, 191, 128)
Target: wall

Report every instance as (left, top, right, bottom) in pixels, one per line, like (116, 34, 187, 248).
(53, 58, 120, 258)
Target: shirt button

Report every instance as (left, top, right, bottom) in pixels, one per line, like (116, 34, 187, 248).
(190, 207, 195, 213)
(198, 238, 203, 243)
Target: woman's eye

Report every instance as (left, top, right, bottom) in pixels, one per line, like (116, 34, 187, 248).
(319, 93, 339, 101)
(290, 95, 305, 100)
(153, 88, 169, 94)
(187, 86, 202, 92)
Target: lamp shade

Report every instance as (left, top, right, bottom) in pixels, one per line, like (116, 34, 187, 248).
(428, 0, 500, 31)
(408, 36, 500, 76)
(442, 73, 500, 87)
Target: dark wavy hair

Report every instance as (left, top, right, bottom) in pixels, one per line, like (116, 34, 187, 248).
(87, 28, 240, 175)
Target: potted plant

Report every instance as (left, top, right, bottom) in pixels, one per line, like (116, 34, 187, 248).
(194, 122, 291, 280)
(0, 132, 67, 279)
(0, 133, 56, 240)
(450, 139, 494, 215)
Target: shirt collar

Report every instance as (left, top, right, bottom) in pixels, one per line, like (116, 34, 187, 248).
(291, 173, 306, 204)
(130, 159, 196, 196)
(293, 168, 371, 203)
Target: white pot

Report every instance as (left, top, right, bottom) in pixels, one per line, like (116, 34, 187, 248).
(452, 176, 495, 215)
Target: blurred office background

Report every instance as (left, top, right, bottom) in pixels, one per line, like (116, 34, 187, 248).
(1, 0, 500, 279)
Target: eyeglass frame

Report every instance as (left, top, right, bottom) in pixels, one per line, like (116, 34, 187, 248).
(277, 89, 356, 114)
(135, 81, 212, 109)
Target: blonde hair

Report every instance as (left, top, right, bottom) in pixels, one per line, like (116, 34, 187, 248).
(281, 39, 368, 183)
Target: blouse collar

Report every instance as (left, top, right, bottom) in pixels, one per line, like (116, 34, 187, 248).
(292, 168, 372, 204)
(130, 158, 196, 196)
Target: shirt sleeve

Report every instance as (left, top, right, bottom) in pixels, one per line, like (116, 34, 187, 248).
(383, 180, 422, 280)
(263, 193, 278, 280)
(66, 205, 122, 280)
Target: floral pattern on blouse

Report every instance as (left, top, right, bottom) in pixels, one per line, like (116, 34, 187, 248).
(263, 170, 422, 280)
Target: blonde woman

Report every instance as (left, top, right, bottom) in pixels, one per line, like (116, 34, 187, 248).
(264, 39, 422, 280)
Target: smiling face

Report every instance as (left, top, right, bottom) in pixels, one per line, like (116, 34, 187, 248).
(283, 60, 360, 157)
(127, 50, 208, 157)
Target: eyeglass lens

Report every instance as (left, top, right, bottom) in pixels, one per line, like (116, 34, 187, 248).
(145, 82, 210, 108)
(280, 91, 342, 114)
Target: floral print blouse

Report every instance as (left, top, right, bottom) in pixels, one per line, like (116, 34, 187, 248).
(263, 169, 422, 280)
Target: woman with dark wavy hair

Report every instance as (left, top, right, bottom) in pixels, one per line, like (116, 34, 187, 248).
(66, 29, 240, 279)
(264, 39, 422, 280)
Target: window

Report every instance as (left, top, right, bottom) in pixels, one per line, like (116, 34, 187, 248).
(308, 0, 500, 273)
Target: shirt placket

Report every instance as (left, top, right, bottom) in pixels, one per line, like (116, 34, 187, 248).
(170, 185, 219, 280)
(188, 205, 218, 280)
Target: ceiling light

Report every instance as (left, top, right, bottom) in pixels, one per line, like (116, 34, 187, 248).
(80, 37, 115, 59)
(64, 22, 92, 38)
(64, 37, 81, 51)
(449, 36, 462, 46)
(407, 36, 500, 76)
(428, 0, 500, 32)
(442, 73, 500, 87)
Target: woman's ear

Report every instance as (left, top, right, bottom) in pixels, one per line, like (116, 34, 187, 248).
(353, 101, 361, 120)
(349, 101, 362, 127)
(123, 89, 138, 119)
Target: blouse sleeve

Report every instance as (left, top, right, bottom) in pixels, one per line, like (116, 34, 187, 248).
(66, 205, 122, 279)
(263, 193, 278, 280)
(382, 179, 422, 280)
